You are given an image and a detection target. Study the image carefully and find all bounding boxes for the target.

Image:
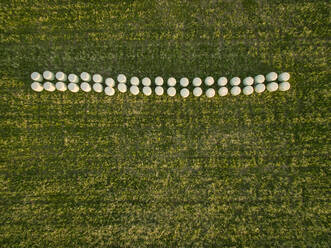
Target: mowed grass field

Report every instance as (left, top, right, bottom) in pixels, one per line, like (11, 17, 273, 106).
(0, 0, 330, 247)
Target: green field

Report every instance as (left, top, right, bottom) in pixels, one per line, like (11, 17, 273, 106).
(0, 0, 330, 247)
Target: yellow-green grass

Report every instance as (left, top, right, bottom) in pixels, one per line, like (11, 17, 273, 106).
(0, 0, 330, 247)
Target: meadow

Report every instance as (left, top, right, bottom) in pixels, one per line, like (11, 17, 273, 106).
(0, 0, 330, 247)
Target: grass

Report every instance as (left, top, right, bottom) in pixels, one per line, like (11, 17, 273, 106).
(0, 0, 330, 247)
